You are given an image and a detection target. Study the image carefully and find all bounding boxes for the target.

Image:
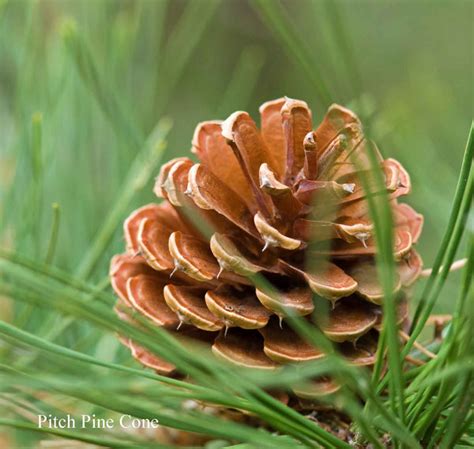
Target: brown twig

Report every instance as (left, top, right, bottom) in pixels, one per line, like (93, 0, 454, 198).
(404, 355, 426, 367)
(399, 330, 437, 359)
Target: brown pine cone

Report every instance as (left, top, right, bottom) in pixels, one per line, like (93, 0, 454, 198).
(110, 97, 423, 399)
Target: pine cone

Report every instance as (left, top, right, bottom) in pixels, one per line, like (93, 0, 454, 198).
(110, 98, 423, 399)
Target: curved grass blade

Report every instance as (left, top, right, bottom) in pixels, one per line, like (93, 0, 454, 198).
(410, 122, 474, 334)
(76, 118, 172, 279)
(252, 0, 332, 105)
(0, 418, 171, 449)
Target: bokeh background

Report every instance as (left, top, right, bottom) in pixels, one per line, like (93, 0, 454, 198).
(0, 1, 473, 447)
(0, 0, 473, 344)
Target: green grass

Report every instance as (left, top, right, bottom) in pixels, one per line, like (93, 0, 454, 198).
(0, 1, 473, 448)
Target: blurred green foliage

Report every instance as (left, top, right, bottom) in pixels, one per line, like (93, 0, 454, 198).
(0, 1, 472, 447)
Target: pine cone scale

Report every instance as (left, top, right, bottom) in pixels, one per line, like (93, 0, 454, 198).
(213, 328, 279, 370)
(255, 284, 314, 316)
(163, 285, 224, 332)
(205, 289, 271, 330)
(280, 98, 313, 179)
(192, 121, 253, 203)
(259, 321, 325, 363)
(127, 274, 181, 328)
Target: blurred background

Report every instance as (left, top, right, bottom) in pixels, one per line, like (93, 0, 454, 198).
(0, 0, 472, 324)
(0, 0, 472, 447)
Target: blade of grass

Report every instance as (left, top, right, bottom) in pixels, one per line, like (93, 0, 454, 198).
(322, 0, 364, 101)
(75, 118, 171, 279)
(62, 19, 143, 154)
(375, 123, 474, 401)
(422, 237, 474, 446)
(30, 112, 43, 259)
(44, 202, 60, 265)
(252, 0, 332, 106)
(153, 0, 221, 117)
(246, 274, 417, 448)
(404, 153, 473, 356)
(410, 122, 474, 331)
(217, 46, 265, 116)
(283, 311, 419, 449)
(401, 243, 473, 441)
(0, 261, 341, 447)
(0, 319, 206, 393)
(0, 365, 305, 449)
(0, 419, 172, 449)
(354, 139, 406, 428)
